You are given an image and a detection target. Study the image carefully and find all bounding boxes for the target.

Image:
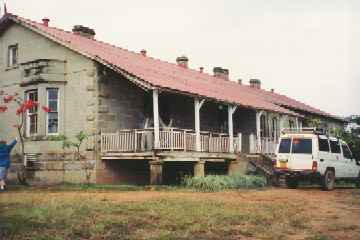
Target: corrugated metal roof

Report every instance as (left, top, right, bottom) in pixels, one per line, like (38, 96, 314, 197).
(1, 14, 343, 120)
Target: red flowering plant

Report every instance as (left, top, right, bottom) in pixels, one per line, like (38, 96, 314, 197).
(0, 90, 51, 183)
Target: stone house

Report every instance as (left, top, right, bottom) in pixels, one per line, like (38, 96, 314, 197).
(0, 13, 345, 185)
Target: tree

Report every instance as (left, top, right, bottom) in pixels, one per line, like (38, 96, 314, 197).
(336, 130, 360, 161)
(0, 90, 50, 183)
(353, 116, 360, 126)
(51, 131, 95, 184)
(308, 118, 322, 128)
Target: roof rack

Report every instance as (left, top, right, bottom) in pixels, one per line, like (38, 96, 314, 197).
(281, 128, 326, 135)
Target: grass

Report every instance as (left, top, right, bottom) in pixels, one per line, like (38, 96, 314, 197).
(0, 188, 313, 240)
(305, 235, 335, 240)
(6, 183, 185, 193)
(1, 186, 359, 239)
(182, 174, 267, 192)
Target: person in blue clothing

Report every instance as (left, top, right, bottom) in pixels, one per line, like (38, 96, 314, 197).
(0, 138, 17, 191)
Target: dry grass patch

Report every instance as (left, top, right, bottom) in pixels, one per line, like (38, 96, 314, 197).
(1, 187, 360, 240)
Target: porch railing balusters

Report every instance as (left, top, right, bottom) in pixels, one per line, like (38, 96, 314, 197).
(134, 129, 137, 152)
(101, 128, 244, 154)
(183, 130, 187, 151)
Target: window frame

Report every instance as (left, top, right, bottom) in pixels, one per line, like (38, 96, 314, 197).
(278, 138, 291, 154)
(7, 44, 18, 67)
(289, 120, 295, 129)
(329, 139, 341, 154)
(272, 117, 278, 139)
(46, 88, 60, 135)
(260, 115, 267, 137)
(291, 138, 313, 154)
(318, 136, 330, 152)
(341, 143, 353, 159)
(25, 90, 38, 137)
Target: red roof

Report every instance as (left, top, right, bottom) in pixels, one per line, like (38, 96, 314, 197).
(1, 14, 343, 120)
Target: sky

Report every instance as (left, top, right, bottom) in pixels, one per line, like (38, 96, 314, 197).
(2, 0, 359, 117)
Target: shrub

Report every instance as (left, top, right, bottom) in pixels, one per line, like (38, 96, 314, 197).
(182, 173, 267, 192)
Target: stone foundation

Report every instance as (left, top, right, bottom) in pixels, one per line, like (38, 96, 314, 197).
(6, 151, 97, 185)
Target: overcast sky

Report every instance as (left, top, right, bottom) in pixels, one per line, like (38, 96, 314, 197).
(3, 0, 360, 116)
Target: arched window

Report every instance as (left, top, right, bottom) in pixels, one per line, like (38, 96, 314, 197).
(272, 117, 278, 139)
(260, 115, 267, 137)
(289, 120, 295, 129)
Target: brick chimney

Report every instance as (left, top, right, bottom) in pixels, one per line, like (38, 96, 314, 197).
(72, 25, 96, 39)
(249, 79, 261, 89)
(42, 18, 50, 27)
(213, 67, 229, 80)
(176, 56, 189, 68)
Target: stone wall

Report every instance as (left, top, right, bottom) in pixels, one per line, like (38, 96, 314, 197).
(6, 151, 97, 184)
(0, 22, 98, 184)
(97, 70, 146, 131)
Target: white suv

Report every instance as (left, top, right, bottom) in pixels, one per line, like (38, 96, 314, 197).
(274, 128, 360, 190)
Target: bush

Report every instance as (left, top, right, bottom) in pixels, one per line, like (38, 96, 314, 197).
(339, 131, 360, 161)
(182, 174, 267, 192)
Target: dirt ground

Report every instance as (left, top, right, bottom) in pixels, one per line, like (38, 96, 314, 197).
(1, 187, 360, 239)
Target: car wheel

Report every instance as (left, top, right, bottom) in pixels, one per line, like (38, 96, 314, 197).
(285, 177, 299, 189)
(321, 170, 335, 191)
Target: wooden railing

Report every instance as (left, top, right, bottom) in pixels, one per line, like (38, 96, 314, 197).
(258, 137, 277, 155)
(101, 128, 241, 153)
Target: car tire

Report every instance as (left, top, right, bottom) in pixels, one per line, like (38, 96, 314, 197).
(285, 177, 299, 189)
(321, 170, 335, 191)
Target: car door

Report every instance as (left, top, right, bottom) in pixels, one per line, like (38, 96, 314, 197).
(317, 135, 331, 175)
(329, 138, 344, 177)
(288, 136, 313, 170)
(341, 142, 358, 178)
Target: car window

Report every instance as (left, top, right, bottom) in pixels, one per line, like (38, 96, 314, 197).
(318, 136, 330, 152)
(292, 138, 312, 154)
(341, 144, 352, 159)
(330, 140, 341, 154)
(279, 138, 291, 153)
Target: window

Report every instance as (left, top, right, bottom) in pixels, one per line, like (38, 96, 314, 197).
(272, 117, 278, 139)
(26, 90, 38, 136)
(47, 88, 59, 134)
(260, 115, 267, 137)
(289, 120, 295, 129)
(341, 144, 352, 159)
(318, 136, 330, 152)
(279, 138, 291, 153)
(7, 44, 18, 67)
(329, 140, 341, 154)
(292, 138, 312, 154)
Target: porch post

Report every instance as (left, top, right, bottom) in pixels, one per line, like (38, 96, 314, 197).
(256, 110, 264, 153)
(295, 117, 299, 130)
(153, 89, 160, 149)
(299, 119, 303, 130)
(228, 105, 238, 153)
(279, 115, 287, 133)
(194, 98, 205, 151)
(150, 160, 163, 185)
(275, 116, 280, 142)
(194, 160, 205, 177)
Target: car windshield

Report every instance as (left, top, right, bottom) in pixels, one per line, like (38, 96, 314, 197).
(279, 138, 291, 153)
(292, 138, 312, 154)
